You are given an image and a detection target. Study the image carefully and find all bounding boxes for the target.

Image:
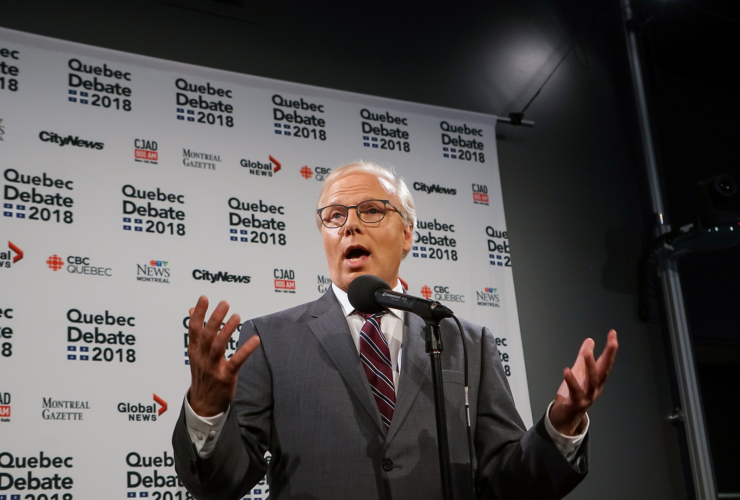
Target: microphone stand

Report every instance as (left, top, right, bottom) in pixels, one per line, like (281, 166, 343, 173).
(425, 317, 453, 500)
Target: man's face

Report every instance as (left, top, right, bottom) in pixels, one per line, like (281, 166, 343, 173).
(319, 173, 413, 292)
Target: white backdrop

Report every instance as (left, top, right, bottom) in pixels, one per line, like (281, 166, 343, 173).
(0, 26, 528, 500)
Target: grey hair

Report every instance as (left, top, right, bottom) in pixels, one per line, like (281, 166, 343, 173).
(316, 161, 417, 256)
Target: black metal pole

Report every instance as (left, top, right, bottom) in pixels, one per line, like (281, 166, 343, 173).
(426, 322, 453, 500)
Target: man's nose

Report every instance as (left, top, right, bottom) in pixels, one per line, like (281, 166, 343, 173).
(342, 208, 363, 235)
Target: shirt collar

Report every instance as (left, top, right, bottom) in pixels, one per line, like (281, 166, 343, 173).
(332, 281, 404, 320)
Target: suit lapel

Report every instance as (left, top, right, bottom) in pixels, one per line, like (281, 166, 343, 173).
(307, 290, 385, 435)
(385, 312, 429, 445)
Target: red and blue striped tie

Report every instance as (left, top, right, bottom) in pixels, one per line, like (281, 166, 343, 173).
(358, 311, 396, 429)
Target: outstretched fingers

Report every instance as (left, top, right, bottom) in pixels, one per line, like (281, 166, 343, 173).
(227, 335, 261, 376)
(209, 313, 241, 360)
(596, 330, 619, 384)
(204, 300, 230, 338)
(584, 348, 599, 399)
(188, 296, 209, 349)
(563, 367, 585, 403)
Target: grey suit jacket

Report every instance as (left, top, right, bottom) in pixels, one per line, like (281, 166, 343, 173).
(173, 289, 588, 500)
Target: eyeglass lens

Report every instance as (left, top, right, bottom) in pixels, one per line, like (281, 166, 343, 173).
(321, 200, 389, 227)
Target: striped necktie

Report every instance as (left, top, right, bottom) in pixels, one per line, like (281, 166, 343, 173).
(358, 311, 396, 429)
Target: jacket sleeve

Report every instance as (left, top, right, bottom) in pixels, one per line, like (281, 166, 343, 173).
(172, 320, 272, 500)
(475, 326, 588, 500)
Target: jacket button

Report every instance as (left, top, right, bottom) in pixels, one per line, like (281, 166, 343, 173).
(188, 459, 197, 474)
(382, 459, 394, 471)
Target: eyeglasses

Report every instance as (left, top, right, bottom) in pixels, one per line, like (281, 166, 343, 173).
(317, 199, 402, 229)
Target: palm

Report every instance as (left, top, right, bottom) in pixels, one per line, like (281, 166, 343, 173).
(550, 330, 618, 436)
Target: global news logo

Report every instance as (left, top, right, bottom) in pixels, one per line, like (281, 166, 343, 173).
(118, 394, 168, 422)
(0, 241, 23, 268)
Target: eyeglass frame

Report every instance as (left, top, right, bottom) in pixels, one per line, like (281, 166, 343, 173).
(316, 199, 404, 229)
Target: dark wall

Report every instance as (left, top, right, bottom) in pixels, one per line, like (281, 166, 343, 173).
(1, 1, 687, 498)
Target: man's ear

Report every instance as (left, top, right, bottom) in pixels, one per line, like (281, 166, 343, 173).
(402, 223, 413, 252)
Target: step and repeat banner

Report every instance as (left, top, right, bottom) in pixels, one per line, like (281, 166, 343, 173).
(0, 26, 527, 500)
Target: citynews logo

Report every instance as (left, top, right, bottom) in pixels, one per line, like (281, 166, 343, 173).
(118, 394, 167, 422)
(300, 166, 331, 181)
(0, 392, 10, 422)
(183, 148, 220, 170)
(472, 183, 489, 205)
(134, 139, 158, 164)
(413, 182, 456, 196)
(38, 130, 104, 150)
(317, 275, 331, 294)
(0, 241, 23, 268)
(41, 397, 90, 421)
(137, 260, 170, 284)
(241, 155, 281, 177)
(420, 285, 465, 303)
(274, 269, 295, 293)
(192, 269, 250, 284)
(47, 255, 112, 276)
(476, 287, 500, 307)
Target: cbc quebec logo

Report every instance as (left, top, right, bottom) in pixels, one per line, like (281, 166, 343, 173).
(420, 285, 465, 303)
(274, 269, 295, 293)
(0, 241, 23, 268)
(118, 394, 167, 422)
(134, 138, 158, 164)
(300, 165, 331, 181)
(241, 155, 281, 177)
(47, 254, 112, 276)
(136, 260, 170, 284)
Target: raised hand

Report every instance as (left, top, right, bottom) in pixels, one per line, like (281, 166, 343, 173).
(549, 330, 619, 436)
(187, 296, 260, 417)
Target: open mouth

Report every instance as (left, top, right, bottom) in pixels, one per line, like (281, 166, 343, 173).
(345, 246, 370, 264)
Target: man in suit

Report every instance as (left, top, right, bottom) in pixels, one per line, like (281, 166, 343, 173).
(172, 161, 618, 500)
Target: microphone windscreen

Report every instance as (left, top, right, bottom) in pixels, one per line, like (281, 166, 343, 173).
(348, 274, 390, 314)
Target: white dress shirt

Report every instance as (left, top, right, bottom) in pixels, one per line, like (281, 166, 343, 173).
(184, 283, 588, 461)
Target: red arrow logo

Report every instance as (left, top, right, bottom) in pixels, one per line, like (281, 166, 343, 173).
(8, 242, 22, 263)
(269, 155, 281, 173)
(153, 394, 167, 416)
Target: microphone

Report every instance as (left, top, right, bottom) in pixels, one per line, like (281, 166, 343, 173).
(348, 275, 454, 323)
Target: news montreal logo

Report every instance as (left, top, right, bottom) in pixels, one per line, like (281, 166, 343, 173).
(137, 260, 170, 284)
(118, 394, 167, 422)
(476, 287, 500, 307)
